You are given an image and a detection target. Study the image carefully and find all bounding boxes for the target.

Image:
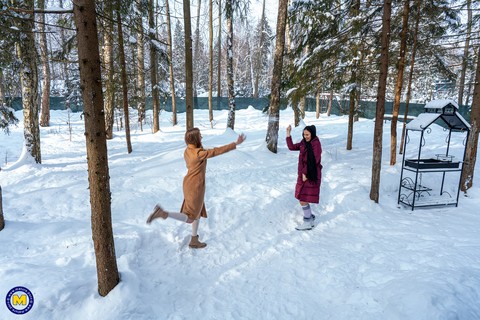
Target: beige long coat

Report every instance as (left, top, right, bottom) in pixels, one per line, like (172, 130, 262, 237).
(180, 142, 236, 220)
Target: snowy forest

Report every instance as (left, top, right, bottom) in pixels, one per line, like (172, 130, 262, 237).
(1, 0, 480, 306)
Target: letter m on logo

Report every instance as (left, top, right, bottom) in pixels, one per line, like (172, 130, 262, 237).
(13, 294, 27, 305)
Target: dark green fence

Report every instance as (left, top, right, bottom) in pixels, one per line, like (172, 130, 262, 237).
(7, 96, 471, 121)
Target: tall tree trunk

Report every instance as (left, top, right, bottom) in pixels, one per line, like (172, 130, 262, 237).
(0, 68, 5, 107)
(327, 88, 333, 116)
(253, 0, 266, 98)
(38, 0, 50, 127)
(15, 0, 41, 164)
(458, 0, 472, 107)
(399, 0, 420, 155)
(73, 0, 119, 297)
(208, 0, 214, 127)
(216, 0, 222, 109)
(460, 43, 480, 192)
(346, 84, 356, 150)
(225, 0, 236, 130)
(103, 0, 115, 139)
(165, 0, 177, 126)
(266, 0, 288, 153)
(369, 0, 392, 203)
(184, 0, 194, 129)
(389, 0, 410, 165)
(0, 186, 4, 231)
(136, 11, 146, 130)
(149, 0, 160, 133)
(117, 9, 132, 154)
(193, 0, 202, 106)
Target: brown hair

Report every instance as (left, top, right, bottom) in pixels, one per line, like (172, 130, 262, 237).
(185, 127, 202, 148)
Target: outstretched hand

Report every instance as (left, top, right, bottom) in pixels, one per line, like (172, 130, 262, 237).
(236, 133, 246, 145)
(286, 124, 292, 137)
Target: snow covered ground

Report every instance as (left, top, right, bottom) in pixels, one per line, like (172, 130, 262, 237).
(1, 107, 479, 320)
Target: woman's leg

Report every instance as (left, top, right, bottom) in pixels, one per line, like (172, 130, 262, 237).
(300, 201, 312, 219)
(191, 219, 200, 236)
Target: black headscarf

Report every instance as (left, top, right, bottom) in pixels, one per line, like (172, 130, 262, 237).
(303, 125, 318, 182)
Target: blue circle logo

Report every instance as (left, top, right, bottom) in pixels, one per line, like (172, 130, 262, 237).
(5, 286, 34, 315)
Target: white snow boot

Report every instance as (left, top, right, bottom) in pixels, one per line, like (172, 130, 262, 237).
(295, 214, 315, 231)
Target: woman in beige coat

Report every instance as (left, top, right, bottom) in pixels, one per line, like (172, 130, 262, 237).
(147, 127, 246, 249)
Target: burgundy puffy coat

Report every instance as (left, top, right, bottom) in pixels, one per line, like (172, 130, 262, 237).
(286, 136, 322, 203)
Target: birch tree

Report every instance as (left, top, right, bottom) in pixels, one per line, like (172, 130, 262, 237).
(102, 0, 115, 139)
(38, 0, 50, 127)
(165, 0, 177, 125)
(14, 0, 41, 164)
(136, 2, 146, 130)
(73, 0, 119, 297)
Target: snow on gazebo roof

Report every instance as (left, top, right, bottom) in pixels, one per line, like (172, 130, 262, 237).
(406, 99, 470, 131)
(424, 99, 459, 110)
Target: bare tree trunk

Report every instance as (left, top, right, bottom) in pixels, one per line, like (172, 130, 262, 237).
(390, 0, 410, 165)
(0, 68, 5, 106)
(460, 43, 480, 192)
(369, 0, 391, 203)
(103, 0, 115, 139)
(193, 0, 202, 106)
(38, 0, 50, 127)
(208, 0, 214, 127)
(73, 0, 119, 297)
(253, 0, 266, 98)
(0, 186, 4, 231)
(225, 0, 236, 130)
(184, 0, 194, 129)
(136, 10, 146, 130)
(15, 0, 41, 164)
(166, 0, 177, 126)
(458, 0, 472, 107)
(346, 85, 356, 150)
(266, 0, 288, 153)
(399, 0, 420, 155)
(315, 70, 322, 119)
(327, 89, 333, 116)
(149, 0, 160, 133)
(216, 0, 222, 109)
(117, 9, 132, 154)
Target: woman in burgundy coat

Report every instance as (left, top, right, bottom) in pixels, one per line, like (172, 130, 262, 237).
(286, 124, 322, 230)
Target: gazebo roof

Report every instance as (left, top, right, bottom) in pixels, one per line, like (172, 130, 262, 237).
(406, 99, 470, 131)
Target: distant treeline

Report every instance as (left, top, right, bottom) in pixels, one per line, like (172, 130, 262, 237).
(7, 96, 471, 121)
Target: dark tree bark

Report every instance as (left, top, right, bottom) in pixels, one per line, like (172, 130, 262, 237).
(216, 0, 222, 109)
(400, 0, 421, 155)
(117, 9, 132, 153)
(149, 0, 160, 132)
(0, 186, 4, 231)
(369, 0, 392, 203)
(389, 0, 410, 165)
(73, 0, 119, 297)
(266, 0, 288, 153)
(208, 0, 214, 127)
(183, 0, 194, 129)
(460, 43, 480, 192)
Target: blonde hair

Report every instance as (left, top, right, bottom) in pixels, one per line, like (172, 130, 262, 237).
(185, 127, 202, 148)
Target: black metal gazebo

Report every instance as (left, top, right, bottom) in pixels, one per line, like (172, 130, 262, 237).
(398, 99, 470, 210)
